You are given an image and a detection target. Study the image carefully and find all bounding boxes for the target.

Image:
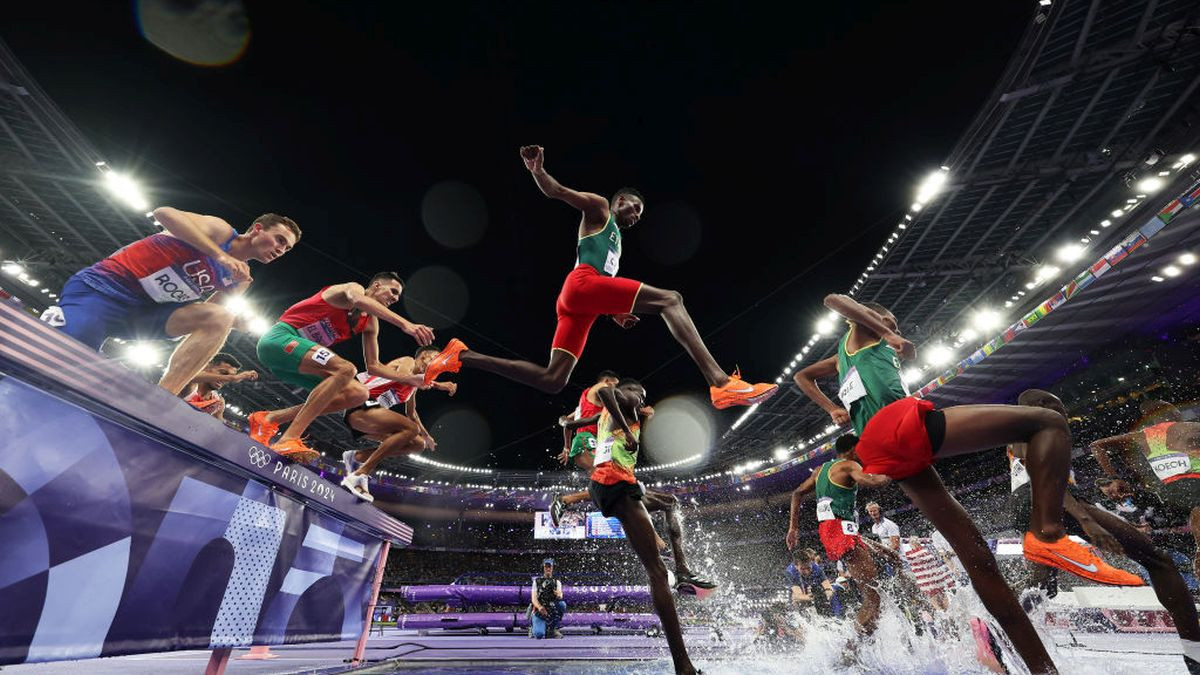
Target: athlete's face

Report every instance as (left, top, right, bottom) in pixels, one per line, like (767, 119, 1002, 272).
(249, 223, 297, 263)
(413, 350, 438, 373)
(205, 363, 238, 389)
(613, 194, 644, 229)
(370, 280, 403, 306)
(620, 383, 647, 408)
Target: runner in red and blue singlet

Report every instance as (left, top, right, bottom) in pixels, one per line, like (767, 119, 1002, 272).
(48, 208, 300, 394)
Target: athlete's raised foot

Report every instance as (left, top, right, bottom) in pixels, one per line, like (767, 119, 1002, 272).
(709, 368, 778, 410)
(674, 571, 717, 591)
(270, 437, 320, 464)
(341, 473, 374, 503)
(248, 410, 279, 445)
(423, 338, 467, 386)
(1021, 532, 1145, 586)
(342, 449, 360, 474)
(549, 494, 567, 527)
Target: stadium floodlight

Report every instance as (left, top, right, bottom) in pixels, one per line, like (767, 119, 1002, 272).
(773, 446, 790, 461)
(915, 169, 948, 204)
(125, 341, 161, 367)
(1151, 275, 1165, 283)
(24, 277, 39, 287)
(910, 202, 923, 212)
(1100, 220, 1111, 227)
(1136, 177, 1164, 193)
(1055, 243, 1085, 263)
(1182, 154, 1196, 165)
(924, 344, 953, 367)
(103, 171, 150, 211)
(972, 309, 1001, 332)
(903, 368, 925, 385)
(1179, 252, 1197, 266)
(247, 316, 271, 335)
(1111, 209, 1125, 218)
(1033, 265, 1060, 285)
(1, 262, 23, 276)
(225, 295, 251, 316)
(961, 328, 978, 342)
(1163, 265, 1182, 277)
(816, 318, 835, 335)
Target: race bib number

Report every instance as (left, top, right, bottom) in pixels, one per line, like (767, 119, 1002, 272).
(841, 520, 859, 536)
(376, 389, 401, 410)
(603, 248, 621, 276)
(1151, 453, 1191, 482)
(1010, 457, 1030, 492)
(298, 319, 339, 346)
(816, 497, 835, 521)
(310, 347, 335, 365)
(595, 436, 615, 465)
(838, 367, 868, 408)
(138, 267, 201, 304)
(585, 436, 597, 450)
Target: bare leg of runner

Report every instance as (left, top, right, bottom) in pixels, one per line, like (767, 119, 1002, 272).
(458, 349, 577, 394)
(900, 467, 1056, 674)
(159, 303, 236, 395)
(844, 545, 881, 634)
(611, 495, 696, 675)
(938, 405, 1071, 541)
(630, 285, 727, 387)
(277, 355, 365, 442)
(644, 491, 693, 576)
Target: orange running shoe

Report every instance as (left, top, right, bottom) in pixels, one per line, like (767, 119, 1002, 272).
(248, 411, 279, 445)
(709, 368, 779, 410)
(1022, 532, 1145, 586)
(271, 437, 319, 464)
(424, 338, 468, 386)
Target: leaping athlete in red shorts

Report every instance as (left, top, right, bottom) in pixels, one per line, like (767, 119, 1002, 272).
(422, 145, 777, 410)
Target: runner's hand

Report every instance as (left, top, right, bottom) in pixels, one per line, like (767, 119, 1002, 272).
(520, 145, 544, 172)
(612, 313, 639, 329)
(639, 405, 654, 420)
(556, 448, 570, 466)
(237, 370, 259, 382)
(1079, 518, 1124, 555)
(884, 333, 916, 360)
(786, 527, 799, 551)
(439, 381, 458, 397)
(830, 408, 851, 426)
(423, 432, 438, 452)
(403, 321, 435, 346)
(217, 254, 252, 283)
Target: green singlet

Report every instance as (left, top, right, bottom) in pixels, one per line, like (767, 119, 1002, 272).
(835, 327, 909, 435)
(575, 214, 622, 277)
(814, 459, 858, 521)
(569, 431, 597, 459)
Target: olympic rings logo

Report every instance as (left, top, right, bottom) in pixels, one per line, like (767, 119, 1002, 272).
(248, 446, 273, 468)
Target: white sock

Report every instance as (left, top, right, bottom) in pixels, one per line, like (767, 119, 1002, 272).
(1181, 638, 1200, 661)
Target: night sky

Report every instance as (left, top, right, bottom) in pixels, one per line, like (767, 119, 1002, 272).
(4, 2, 1030, 470)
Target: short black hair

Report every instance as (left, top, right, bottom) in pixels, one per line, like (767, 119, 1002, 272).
(612, 187, 644, 205)
(834, 434, 858, 455)
(596, 370, 620, 382)
(210, 352, 241, 369)
(415, 344, 441, 357)
(861, 301, 890, 316)
(370, 271, 405, 287)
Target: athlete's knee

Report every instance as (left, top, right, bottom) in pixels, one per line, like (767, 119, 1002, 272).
(346, 382, 370, 405)
(329, 358, 358, 381)
(659, 289, 684, 310)
(190, 304, 236, 332)
(536, 372, 570, 394)
(1028, 407, 1069, 436)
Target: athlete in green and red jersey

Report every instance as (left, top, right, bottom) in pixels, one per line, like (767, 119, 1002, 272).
(786, 435, 889, 636)
(246, 272, 435, 460)
(793, 293, 1136, 675)
(421, 145, 776, 411)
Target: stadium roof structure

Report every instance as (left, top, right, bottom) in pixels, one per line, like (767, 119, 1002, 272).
(717, 0, 1200, 466)
(0, 38, 353, 447)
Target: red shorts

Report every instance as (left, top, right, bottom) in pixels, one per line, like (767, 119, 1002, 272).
(818, 519, 862, 561)
(551, 265, 643, 359)
(855, 397, 937, 480)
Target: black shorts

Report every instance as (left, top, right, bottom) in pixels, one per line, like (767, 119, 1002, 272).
(588, 479, 645, 518)
(1160, 477, 1200, 514)
(343, 401, 405, 441)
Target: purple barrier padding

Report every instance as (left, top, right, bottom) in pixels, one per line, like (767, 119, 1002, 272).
(398, 584, 652, 604)
(396, 613, 659, 631)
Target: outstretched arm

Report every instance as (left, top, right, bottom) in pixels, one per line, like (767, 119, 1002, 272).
(794, 356, 850, 426)
(1087, 432, 1140, 478)
(520, 145, 609, 227)
(361, 326, 428, 384)
(786, 472, 819, 549)
(597, 386, 638, 444)
(847, 463, 892, 489)
(324, 283, 434, 346)
(824, 294, 915, 360)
